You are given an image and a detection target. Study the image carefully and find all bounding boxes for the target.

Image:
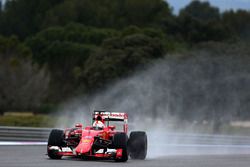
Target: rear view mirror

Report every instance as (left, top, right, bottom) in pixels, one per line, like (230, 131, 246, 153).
(109, 125, 116, 130)
(75, 123, 83, 128)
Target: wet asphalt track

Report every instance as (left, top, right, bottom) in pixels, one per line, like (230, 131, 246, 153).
(1, 145, 250, 167)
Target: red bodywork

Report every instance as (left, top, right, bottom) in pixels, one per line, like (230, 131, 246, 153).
(48, 111, 128, 160)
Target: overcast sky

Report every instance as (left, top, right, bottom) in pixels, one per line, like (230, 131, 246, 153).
(167, 0, 250, 13)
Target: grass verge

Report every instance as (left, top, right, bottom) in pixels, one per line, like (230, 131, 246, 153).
(0, 114, 56, 127)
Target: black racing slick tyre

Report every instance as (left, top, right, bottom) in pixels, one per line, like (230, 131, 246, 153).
(47, 129, 64, 159)
(113, 133, 128, 162)
(128, 131, 147, 160)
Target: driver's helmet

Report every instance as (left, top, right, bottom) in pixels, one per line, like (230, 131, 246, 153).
(93, 121, 104, 129)
(93, 115, 105, 129)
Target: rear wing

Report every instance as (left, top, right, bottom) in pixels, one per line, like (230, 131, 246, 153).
(93, 110, 128, 122)
(92, 111, 128, 133)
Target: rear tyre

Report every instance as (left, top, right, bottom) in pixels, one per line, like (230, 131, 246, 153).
(128, 131, 147, 160)
(113, 133, 128, 162)
(47, 129, 64, 159)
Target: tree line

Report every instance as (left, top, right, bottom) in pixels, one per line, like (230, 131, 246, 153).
(0, 0, 250, 121)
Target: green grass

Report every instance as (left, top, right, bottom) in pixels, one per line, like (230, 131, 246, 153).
(0, 115, 56, 127)
(220, 124, 250, 136)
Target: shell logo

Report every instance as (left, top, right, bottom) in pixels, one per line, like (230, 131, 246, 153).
(82, 139, 91, 143)
(102, 132, 108, 139)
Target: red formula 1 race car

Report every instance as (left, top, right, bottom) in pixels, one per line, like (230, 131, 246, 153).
(47, 111, 147, 162)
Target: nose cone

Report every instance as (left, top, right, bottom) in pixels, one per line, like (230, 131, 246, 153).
(75, 138, 94, 155)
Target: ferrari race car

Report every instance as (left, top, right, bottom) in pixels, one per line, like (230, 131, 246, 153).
(47, 111, 147, 162)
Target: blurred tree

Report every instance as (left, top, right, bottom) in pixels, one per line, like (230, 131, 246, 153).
(83, 33, 164, 90)
(0, 0, 64, 39)
(178, 0, 229, 42)
(42, 0, 173, 28)
(42, 0, 77, 28)
(0, 36, 50, 112)
(0, 0, 2, 12)
(222, 10, 250, 40)
(122, 0, 172, 27)
(25, 24, 118, 101)
(179, 0, 220, 22)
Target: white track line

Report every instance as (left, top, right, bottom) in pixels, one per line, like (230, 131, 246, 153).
(149, 144, 250, 148)
(0, 141, 47, 145)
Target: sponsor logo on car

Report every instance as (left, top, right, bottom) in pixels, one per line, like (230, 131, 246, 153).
(82, 139, 91, 143)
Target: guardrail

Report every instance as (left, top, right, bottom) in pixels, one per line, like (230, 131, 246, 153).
(149, 132, 250, 145)
(1, 126, 250, 145)
(0, 126, 51, 142)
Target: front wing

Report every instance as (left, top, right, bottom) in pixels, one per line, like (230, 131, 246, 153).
(48, 146, 123, 159)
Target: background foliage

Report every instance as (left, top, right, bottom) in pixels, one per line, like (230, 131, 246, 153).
(0, 0, 250, 124)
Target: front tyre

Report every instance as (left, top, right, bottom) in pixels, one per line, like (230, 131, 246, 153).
(128, 131, 147, 160)
(113, 133, 128, 162)
(47, 129, 64, 159)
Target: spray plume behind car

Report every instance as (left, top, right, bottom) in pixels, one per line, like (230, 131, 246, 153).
(54, 51, 250, 158)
